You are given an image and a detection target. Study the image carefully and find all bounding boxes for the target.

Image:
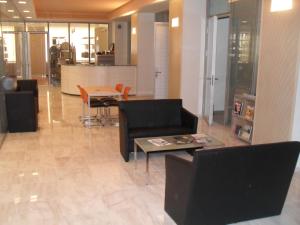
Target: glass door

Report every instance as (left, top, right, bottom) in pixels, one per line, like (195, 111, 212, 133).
(204, 16, 218, 125)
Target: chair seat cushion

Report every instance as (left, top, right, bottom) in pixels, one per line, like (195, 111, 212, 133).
(129, 127, 193, 139)
(90, 98, 105, 107)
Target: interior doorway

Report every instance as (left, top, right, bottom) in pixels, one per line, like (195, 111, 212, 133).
(2, 31, 48, 85)
(203, 16, 230, 125)
(29, 33, 48, 85)
(154, 22, 169, 99)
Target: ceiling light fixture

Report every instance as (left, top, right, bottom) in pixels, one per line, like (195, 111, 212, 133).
(0, 0, 7, 3)
(26, 16, 32, 19)
(271, 0, 293, 12)
(13, 16, 20, 19)
(23, 10, 30, 13)
(8, 9, 14, 12)
(132, 27, 136, 35)
(18, 1, 27, 4)
(171, 17, 179, 28)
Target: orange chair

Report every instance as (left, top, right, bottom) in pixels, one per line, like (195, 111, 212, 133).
(77, 85, 88, 121)
(77, 85, 105, 125)
(115, 83, 123, 93)
(122, 87, 131, 100)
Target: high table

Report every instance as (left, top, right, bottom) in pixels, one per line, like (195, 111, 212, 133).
(84, 86, 121, 127)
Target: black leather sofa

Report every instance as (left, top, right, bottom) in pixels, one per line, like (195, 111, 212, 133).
(118, 99, 198, 162)
(165, 142, 300, 225)
(5, 79, 38, 133)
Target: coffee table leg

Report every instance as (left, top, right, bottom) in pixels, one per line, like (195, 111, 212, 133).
(134, 143, 137, 169)
(146, 153, 149, 173)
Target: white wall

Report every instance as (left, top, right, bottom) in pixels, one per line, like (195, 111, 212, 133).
(251, 0, 300, 167)
(180, 0, 206, 115)
(136, 13, 155, 96)
(292, 32, 300, 168)
(114, 21, 129, 65)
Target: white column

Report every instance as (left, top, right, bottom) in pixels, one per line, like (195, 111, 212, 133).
(180, 0, 206, 115)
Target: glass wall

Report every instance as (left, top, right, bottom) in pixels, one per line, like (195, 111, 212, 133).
(209, 0, 230, 16)
(90, 24, 109, 63)
(0, 24, 8, 145)
(70, 23, 89, 63)
(225, 0, 261, 123)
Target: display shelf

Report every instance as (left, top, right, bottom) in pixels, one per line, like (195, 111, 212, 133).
(232, 94, 255, 143)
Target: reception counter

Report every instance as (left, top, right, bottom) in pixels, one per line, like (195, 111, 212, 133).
(61, 64, 137, 95)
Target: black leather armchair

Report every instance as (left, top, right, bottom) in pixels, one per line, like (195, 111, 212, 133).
(165, 142, 300, 225)
(5, 91, 38, 132)
(17, 79, 39, 112)
(5, 79, 38, 133)
(118, 99, 198, 162)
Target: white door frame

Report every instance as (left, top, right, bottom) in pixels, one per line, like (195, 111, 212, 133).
(154, 22, 169, 99)
(203, 16, 218, 125)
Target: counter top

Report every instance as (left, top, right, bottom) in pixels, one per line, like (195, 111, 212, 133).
(62, 64, 137, 67)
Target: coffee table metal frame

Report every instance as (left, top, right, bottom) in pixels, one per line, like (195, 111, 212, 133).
(134, 134, 224, 173)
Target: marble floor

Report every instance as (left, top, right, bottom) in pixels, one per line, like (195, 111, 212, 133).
(0, 85, 299, 225)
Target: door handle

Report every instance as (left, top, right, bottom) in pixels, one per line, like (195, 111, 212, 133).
(206, 77, 219, 81)
(155, 71, 162, 78)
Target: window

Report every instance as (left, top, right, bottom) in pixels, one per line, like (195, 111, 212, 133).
(90, 24, 109, 63)
(70, 23, 89, 63)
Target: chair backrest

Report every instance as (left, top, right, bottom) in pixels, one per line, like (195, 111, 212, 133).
(17, 79, 38, 97)
(115, 83, 123, 93)
(122, 86, 131, 100)
(77, 85, 88, 104)
(184, 142, 300, 225)
(118, 99, 183, 128)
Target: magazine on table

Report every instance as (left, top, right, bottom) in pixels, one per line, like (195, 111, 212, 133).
(148, 138, 171, 147)
(173, 136, 193, 144)
(191, 134, 211, 144)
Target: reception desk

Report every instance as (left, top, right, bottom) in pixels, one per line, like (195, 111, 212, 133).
(61, 64, 137, 95)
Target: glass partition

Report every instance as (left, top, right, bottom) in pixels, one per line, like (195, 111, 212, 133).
(1, 22, 25, 32)
(70, 23, 89, 63)
(209, 0, 230, 16)
(90, 24, 109, 63)
(26, 22, 48, 32)
(225, 0, 261, 123)
(0, 24, 7, 145)
(49, 23, 69, 46)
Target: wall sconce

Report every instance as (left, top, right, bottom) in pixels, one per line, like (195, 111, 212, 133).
(132, 27, 136, 35)
(171, 17, 179, 28)
(271, 0, 293, 12)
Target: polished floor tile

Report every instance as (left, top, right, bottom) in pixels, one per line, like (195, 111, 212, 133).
(0, 84, 299, 225)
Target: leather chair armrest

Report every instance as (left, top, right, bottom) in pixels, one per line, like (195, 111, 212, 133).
(165, 155, 194, 225)
(119, 109, 130, 162)
(181, 108, 198, 133)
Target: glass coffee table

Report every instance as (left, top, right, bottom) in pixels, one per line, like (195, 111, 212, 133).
(134, 133, 224, 173)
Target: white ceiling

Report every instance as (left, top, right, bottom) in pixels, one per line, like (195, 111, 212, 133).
(0, 0, 36, 21)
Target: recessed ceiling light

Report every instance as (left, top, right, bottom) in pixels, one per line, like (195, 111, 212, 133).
(23, 10, 30, 13)
(8, 9, 14, 12)
(13, 16, 20, 19)
(18, 1, 27, 4)
(0, 0, 7, 3)
(26, 16, 32, 19)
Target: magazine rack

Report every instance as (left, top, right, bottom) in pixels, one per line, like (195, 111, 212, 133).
(231, 94, 255, 143)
